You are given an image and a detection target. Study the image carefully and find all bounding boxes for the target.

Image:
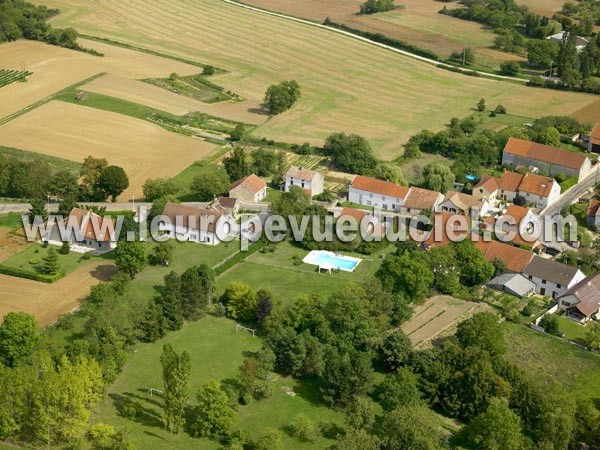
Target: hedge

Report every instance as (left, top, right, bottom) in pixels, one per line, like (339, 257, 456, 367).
(323, 18, 439, 61)
(0, 264, 64, 283)
(214, 240, 268, 276)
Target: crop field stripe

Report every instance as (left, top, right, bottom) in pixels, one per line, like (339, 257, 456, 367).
(221, 0, 526, 83)
(0, 72, 106, 126)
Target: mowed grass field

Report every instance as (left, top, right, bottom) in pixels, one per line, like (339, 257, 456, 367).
(0, 101, 217, 200)
(217, 240, 393, 302)
(503, 322, 600, 400)
(93, 315, 344, 450)
(39, 0, 599, 160)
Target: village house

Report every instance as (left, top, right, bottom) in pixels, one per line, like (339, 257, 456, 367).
(228, 174, 267, 203)
(475, 240, 534, 274)
(46, 207, 117, 253)
(586, 199, 600, 231)
(522, 255, 586, 298)
(583, 123, 600, 153)
(438, 190, 489, 217)
(160, 202, 233, 246)
(209, 196, 241, 218)
(336, 207, 386, 238)
(557, 271, 600, 324)
(474, 170, 561, 208)
(502, 137, 591, 181)
(488, 273, 536, 298)
(285, 166, 324, 197)
(546, 31, 589, 51)
(400, 187, 444, 216)
(348, 175, 409, 211)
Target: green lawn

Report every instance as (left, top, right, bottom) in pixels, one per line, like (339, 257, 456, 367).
(0, 212, 23, 229)
(171, 161, 228, 201)
(557, 316, 588, 345)
(0, 243, 111, 277)
(93, 315, 343, 450)
(130, 240, 240, 298)
(217, 240, 392, 303)
(400, 153, 454, 186)
(503, 322, 600, 400)
(470, 111, 534, 132)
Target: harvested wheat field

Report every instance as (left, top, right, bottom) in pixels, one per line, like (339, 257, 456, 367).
(82, 74, 269, 125)
(42, 0, 599, 159)
(402, 295, 495, 349)
(0, 101, 217, 199)
(241, 0, 514, 63)
(572, 98, 600, 125)
(0, 39, 203, 120)
(0, 261, 116, 326)
(516, 0, 565, 16)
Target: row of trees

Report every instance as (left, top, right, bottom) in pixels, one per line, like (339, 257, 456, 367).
(0, 154, 129, 203)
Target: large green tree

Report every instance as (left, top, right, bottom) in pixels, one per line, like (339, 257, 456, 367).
(223, 147, 250, 182)
(191, 381, 237, 438)
(264, 80, 300, 114)
(379, 404, 444, 450)
(95, 165, 129, 202)
(422, 163, 455, 193)
(160, 344, 191, 433)
(0, 312, 39, 368)
(190, 170, 230, 201)
(376, 251, 433, 303)
(323, 132, 377, 175)
(223, 282, 258, 322)
(114, 240, 146, 279)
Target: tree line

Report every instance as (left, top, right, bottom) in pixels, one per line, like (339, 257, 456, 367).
(0, 0, 100, 54)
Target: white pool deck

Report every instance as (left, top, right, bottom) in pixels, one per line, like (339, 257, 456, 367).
(302, 250, 362, 273)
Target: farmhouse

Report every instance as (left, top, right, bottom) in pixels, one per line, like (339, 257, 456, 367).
(522, 255, 586, 298)
(586, 199, 600, 231)
(209, 196, 241, 218)
(337, 207, 386, 237)
(473, 170, 560, 208)
(401, 187, 444, 216)
(228, 174, 267, 203)
(285, 166, 324, 197)
(502, 137, 591, 181)
(47, 207, 117, 253)
(584, 123, 600, 153)
(438, 190, 488, 216)
(557, 271, 600, 323)
(348, 175, 409, 211)
(475, 240, 534, 274)
(422, 212, 470, 248)
(160, 202, 232, 245)
(547, 31, 589, 51)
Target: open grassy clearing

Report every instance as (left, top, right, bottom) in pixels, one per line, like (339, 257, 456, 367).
(0, 101, 217, 200)
(402, 296, 495, 349)
(217, 240, 393, 302)
(503, 321, 600, 400)
(40, 0, 599, 160)
(92, 315, 343, 450)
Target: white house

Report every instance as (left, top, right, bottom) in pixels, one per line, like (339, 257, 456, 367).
(547, 31, 589, 51)
(473, 171, 561, 208)
(46, 207, 117, 253)
(522, 255, 586, 299)
(348, 175, 409, 211)
(285, 166, 324, 197)
(438, 191, 489, 217)
(228, 174, 267, 203)
(557, 271, 600, 323)
(586, 199, 600, 231)
(160, 202, 233, 246)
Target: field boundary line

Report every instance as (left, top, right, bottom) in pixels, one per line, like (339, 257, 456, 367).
(0, 72, 106, 126)
(221, 0, 526, 84)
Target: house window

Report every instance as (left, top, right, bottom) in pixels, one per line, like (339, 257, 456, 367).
(542, 280, 546, 285)
(541, 288, 546, 295)
(557, 284, 561, 289)
(528, 275, 532, 280)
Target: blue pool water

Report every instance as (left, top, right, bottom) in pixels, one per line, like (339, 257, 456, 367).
(313, 252, 359, 271)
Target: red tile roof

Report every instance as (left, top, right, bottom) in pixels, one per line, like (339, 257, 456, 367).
(517, 173, 555, 197)
(475, 175, 499, 193)
(403, 187, 442, 209)
(351, 175, 409, 199)
(591, 123, 600, 146)
(475, 240, 534, 273)
(68, 208, 115, 242)
(287, 166, 319, 181)
(229, 174, 266, 194)
(162, 202, 223, 233)
(424, 212, 470, 248)
(497, 171, 524, 192)
(587, 199, 600, 218)
(504, 137, 588, 170)
(504, 204, 530, 223)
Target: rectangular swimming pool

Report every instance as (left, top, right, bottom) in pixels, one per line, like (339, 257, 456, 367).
(303, 250, 362, 272)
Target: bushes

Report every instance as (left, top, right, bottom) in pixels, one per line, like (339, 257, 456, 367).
(286, 414, 320, 442)
(0, 264, 64, 283)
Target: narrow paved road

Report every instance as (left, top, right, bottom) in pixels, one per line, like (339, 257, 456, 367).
(541, 164, 600, 216)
